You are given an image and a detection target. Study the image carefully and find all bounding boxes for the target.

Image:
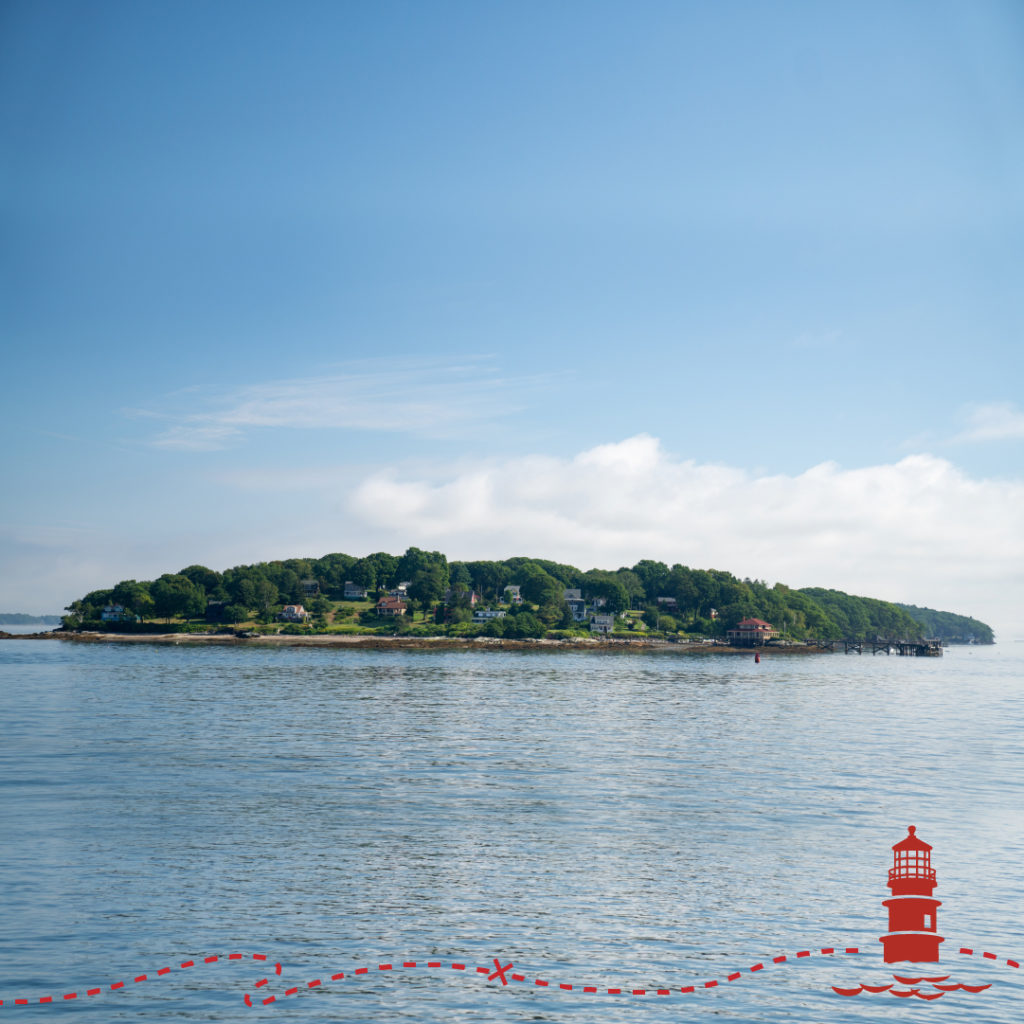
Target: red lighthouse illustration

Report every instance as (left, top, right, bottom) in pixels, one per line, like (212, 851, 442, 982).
(879, 825, 943, 963)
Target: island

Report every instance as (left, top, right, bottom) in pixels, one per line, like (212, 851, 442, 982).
(29, 547, 991, 651)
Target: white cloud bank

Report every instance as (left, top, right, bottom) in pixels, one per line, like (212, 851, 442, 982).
(342, 436, 1023, 636)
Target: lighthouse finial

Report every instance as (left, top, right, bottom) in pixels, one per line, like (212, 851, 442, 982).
(908, 825, 916, 836)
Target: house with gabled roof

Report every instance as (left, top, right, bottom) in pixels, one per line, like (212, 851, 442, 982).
(726, 618, 779, 645)
(376, 596, 408, 617)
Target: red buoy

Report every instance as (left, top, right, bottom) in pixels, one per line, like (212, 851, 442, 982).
(879, 825, 943, 963)
(754, 652, 760, 663)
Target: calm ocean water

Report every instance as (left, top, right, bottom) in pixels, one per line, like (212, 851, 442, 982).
(0, 639, 1021, 1022)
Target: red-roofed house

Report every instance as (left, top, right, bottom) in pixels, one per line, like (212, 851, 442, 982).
(726, 618, 779, 644)
(376, 596, 408, 617)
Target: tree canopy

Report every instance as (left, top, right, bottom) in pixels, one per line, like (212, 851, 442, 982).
(61, 546, 994, 643)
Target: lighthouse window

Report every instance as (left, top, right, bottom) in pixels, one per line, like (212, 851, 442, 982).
(924, 913, 933, 929)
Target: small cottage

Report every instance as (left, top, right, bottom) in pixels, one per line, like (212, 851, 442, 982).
(376, 596, 408, 617)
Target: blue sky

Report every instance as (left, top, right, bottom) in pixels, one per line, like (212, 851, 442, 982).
(2, 1, 1022, 635)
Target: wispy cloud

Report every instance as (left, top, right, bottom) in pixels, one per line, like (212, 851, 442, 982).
(129, 358, 551, 451)
(953, 401, 1024, 443)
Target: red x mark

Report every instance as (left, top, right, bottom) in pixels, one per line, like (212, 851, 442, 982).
(488, 958, 513, 985)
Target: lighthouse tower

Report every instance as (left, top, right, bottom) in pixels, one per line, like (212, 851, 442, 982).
(879, 825, 943, 963)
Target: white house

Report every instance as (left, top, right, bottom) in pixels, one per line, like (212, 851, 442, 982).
(473, 609, 506, 622)
(101, 604, 137, 622)
(589, 613, 615, 635)
(343, 581, 367, 599)
(279, 604, 311, 622)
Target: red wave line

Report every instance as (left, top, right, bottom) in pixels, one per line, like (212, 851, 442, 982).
(0, 953, 276, 1007)
(244, 947, 863, 1005)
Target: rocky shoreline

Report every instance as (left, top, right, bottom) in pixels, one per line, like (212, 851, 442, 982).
(1, 630, 828, 654)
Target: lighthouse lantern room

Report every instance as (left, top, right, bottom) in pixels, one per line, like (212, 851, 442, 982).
(879, 825, 944, 963)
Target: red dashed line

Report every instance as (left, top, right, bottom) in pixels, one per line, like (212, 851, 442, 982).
(242, 949, 871, 1005)
(0, 953, 273, 1008)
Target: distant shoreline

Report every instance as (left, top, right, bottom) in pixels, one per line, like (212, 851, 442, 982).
(2, 630, 830, 654)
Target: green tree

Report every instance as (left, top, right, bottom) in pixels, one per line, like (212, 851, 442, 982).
(505, 612, 545, 639)
(519, 564, 563, 606)
(151, 574, 205, 621)
(110, 580, 155, 621)
(178, 564, 221, 593)
(467, 561, 511, 601)
(581, 571, 629, 613)
(631, 559, 671, 601)
(397, 547, 449, 590)
(409, 564, 447, 618)
(224, 604, 249, 625)
(351, 552, 399, 594)
(254, 578, 278, 616)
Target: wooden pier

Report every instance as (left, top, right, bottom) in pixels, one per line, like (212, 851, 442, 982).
(811, 638, 943, 656)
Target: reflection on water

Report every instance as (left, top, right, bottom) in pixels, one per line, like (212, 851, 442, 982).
(0, 640, 1021, 1021)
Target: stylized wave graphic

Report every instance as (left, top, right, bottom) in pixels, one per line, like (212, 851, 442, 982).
(831, 970, 993, 1000)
